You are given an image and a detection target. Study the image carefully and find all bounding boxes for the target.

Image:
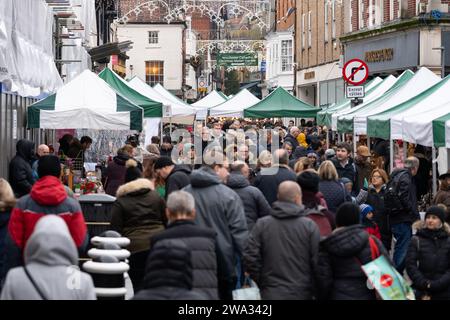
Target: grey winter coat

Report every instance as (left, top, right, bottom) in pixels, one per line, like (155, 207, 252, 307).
(244, 201, 320, 300)
(227, 173, 271, 231)
(184, 167, 248, 296)
(388, 168, 420, 225)
(1, 215, 96, 300)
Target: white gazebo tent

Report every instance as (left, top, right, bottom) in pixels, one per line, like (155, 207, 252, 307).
(192, 90, 228, 120)
(27, 70, 143, 131)
(208, 89, 260, 118)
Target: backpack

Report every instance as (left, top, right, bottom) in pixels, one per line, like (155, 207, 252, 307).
(304, 206, 332, 237)
(384, 171, 407, 215)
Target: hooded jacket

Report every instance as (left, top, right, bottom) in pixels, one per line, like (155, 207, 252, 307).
(132, 239, 206, 300)
(1, 215, 95, 300)
(317, 225, 389, 300)
(9, 140, 35, 198)
(406, 221, 450, 299)
(151, 220, 218, 299)
(110, 178, 165, 253)
(244, 201, 320, 300)
(184, 167, 248, 299)
(226, 173, 271, 231)
(3, 176, 88, 276)
(104, 153, 130, 196)
(165, 165, 191, 198)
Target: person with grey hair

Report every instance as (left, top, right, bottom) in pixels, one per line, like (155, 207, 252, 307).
(385, 156, 421, 274)
(244, 181, 320, 300)
(184, 151, 248, 300)
(227, 161, 271, 231)
(150, 191, 219, 299)
(254, 149, 297, 206)
(284, 126, 300, 149)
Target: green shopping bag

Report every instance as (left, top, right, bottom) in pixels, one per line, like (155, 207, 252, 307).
(361, 237, 415, 300)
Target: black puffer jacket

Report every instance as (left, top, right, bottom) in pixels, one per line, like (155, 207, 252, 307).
(151, 220, 219, 299)
(244, 201, 320, 300)
(254, 165, 297, 206)
(365, 185, 391, 250)
(132, 239, 207, 300)
(110, 178, 165, 253)
(406, 221, 450, 300)
(227, 173, 271, 231)
(9, 140, 35, 198)
(388, 168, 419, 225)
(284, 133, 299, 149)
(317, 225, 389, 300)
(165, 165, 191, 198)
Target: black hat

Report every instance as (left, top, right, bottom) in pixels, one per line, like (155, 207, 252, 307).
(125, 159, 142, 183)
(439, 170, 450, 180)
(38, 155, 61, 178)
(297, 171, 320, 193)
(335, 203, 361, 227)
(154, 156, 174, 170)
(425, 206, 446, 225)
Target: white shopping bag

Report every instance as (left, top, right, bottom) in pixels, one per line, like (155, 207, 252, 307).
(232, 277, 261, 300)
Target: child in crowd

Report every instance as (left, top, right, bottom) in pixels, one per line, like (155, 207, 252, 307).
(360, 204, 381, 240)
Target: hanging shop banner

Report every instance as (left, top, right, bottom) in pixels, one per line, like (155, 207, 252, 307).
(217, 53, 258, 67)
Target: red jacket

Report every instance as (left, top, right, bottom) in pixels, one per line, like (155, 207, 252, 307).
(363, 219, 381, 240)
(3, 176, 87, 275)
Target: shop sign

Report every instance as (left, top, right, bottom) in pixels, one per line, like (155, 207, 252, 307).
(365, 48, 394, 63)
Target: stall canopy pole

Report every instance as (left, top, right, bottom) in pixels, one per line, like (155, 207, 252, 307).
(390, 139, 394, 174)
(160, 120, 163, 141)
(326, 129, 330, 150)
(353, 133, 357, 154)
(432, 146, 438, 197)
(367, 136, 371, 153)
(403, 141, 408, 162)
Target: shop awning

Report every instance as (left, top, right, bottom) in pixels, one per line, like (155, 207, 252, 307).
(433, 113, 450, 148)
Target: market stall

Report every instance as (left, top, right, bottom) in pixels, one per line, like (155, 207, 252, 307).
(208, 89, 260, 118)
(243, 86, 320, 118)
(192, 90, 228, 120)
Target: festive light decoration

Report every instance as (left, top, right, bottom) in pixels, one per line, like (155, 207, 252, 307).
(196, 40, 265, 54)
(116, 0, 272, 30)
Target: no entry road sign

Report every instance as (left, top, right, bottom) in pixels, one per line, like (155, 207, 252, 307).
(343, 59, 369, 86)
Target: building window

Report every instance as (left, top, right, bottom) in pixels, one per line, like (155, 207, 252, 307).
(319, 78, 344, 107)
(375, 0, 383, 25)
(145, 61, 164, 86)
(148, 31, 159, 44)
(390, 0, 394, 20)
(281, 40, 293, 72)
(302, 13, 306, 49)
(359, 0, 364, 29)
(324, 0, 329, 43)
(331, 0, 336, 39)
(308, 11, 312, 48)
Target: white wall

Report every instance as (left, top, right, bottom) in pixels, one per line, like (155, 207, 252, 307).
(265, 31, 294, 91)
(117, 24, 184, 90)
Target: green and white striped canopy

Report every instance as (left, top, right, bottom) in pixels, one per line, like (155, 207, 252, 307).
(28, 70, 143, 130)
(433, 113, 450, 148)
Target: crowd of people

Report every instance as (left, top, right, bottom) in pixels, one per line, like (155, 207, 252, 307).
(0, 117, 449, 300)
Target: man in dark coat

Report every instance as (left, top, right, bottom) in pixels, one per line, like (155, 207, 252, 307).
(331, 142, 357, 191)
(254, 149, 297, 205)
(151, 190, 219, 299)
(184, 151, 248, 300)
(387, 156, 421, 274)
(244, 181, 320, 300)
(154, 156, 191, 199)
(227, 161, 271, 231)
(103, 148, 130, 196)
(8, 139, 36, 198)
(132, 239, 207, 300)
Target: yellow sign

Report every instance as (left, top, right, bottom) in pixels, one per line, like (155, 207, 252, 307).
(365, 48, 394, 63)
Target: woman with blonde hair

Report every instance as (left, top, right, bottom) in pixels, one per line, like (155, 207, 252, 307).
(318, 161, 350, 215)
(0, 178, 16, 274)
